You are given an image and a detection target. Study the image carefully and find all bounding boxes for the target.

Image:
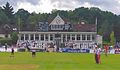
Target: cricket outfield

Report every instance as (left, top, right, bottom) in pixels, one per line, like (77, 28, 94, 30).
(0, 52, 119, 70)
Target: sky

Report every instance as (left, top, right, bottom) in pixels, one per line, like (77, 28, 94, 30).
(0, 0, 120, 15)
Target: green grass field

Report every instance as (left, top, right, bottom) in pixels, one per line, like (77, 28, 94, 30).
(0, 52, 120, 70)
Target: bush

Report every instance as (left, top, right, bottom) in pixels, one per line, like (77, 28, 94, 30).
(17, 48, 26, 52)
(0, 38, 12, 45)
(0, 37, 3, 39)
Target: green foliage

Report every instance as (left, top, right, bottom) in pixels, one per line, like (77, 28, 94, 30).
(28, 12, 39, 24)
(0, 38, 12, 45)
(0, 2, 120, 42)
(17, 17, 21, 31)
(99, 20, 113, 41)
(0, 37, 3, 39)
(103, 41, 111, 46)
(2, 2, 14, 24)
(110, 31, 115, 46)
(2, 2, 14, 17)
(10, 32, 18, 44)
(15, 9, 30, 24)
(0, 7, 9, 24)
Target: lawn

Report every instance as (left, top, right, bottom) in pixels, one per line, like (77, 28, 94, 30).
(0, 52, 119, 70)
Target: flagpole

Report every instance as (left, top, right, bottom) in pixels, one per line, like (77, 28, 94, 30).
(95, 17, 98, 45)
(95, 17, 98, 33)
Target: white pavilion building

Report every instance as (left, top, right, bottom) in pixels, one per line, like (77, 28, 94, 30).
(17, 14, 97, 49)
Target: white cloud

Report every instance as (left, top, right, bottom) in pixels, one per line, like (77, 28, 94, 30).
(16, 0, 53, 13)
(0, 0, 120, 14)
(16, 0, 81, 13)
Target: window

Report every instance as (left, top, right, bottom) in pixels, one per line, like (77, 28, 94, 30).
(57, 25, 59, 28)
(35, 34, 39, 40)
(41, 34, 44, 41)
(77, 34, 81, 40)
(5, 34, 8, 38)
(45, 34, 48, 41)
(52, 25, 53, 28)
(55, 25, 57, 29)
(67, 34, 70, 41)
(72, 34, 75, 40)
(30, 34, 34, 40)
(60, 25, 61, 28)
(55, 34, 61, 38)
(25, 34, 28, 40)
(92, 34, 95, 40)
(82, 34, 86, 40)
(87, 35, 90, 40)
(21, 34, 24, 40)
(56, 25, 58, 28)
(50, 34, 53, 41)
(61, 25, 63, 28)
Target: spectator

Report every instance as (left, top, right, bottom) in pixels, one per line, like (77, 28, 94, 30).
(31, 50, 36, 57)
(104, 44, 109, 56)
(11, 47, 14, 57)
(5, 43, 8, 51)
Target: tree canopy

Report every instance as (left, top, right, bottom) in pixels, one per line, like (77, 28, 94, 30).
(2, 2, 15, 24)
(0, 2, 120, 42)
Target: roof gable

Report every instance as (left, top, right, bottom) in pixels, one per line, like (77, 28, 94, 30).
(50, 14, 65, 25)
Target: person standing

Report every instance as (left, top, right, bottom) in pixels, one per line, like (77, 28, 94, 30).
(5, 43, 7, 52)
(94, 46, 99, 64)
(11, 47, 14, 57)
(31, 50, 36, 57)
(104, 44, 109, 56)
(98, 47, 101, 64)
(94, 45, 101, 64)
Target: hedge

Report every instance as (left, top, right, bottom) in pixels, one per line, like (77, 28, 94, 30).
(0, 38, 12, 45)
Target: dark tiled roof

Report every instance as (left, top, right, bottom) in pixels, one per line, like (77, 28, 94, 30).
(72, 24, 96, 32)
(0, 24, 96, 32)
(0, 24, 18, 34)
(19, 23, 96, 32)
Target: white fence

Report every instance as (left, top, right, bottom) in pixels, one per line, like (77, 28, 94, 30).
(0, 47, 17, 52)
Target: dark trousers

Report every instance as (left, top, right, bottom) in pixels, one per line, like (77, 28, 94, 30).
(95, 54, 99, 64)
(32, 52, 36, 57)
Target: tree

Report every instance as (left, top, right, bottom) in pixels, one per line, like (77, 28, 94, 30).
(2, 2, 14, 24)
(15, 9, 30, 26)
(0, 7, 9, 24)
(28, 12, 39, 24)
(10, 32, 18, 44)
(2, 2, 14, 18)
(0, 38, 12, 45)
(98, 20, 113, 42)
(110, 31, 115, 46)
(17, 17, 23, 31)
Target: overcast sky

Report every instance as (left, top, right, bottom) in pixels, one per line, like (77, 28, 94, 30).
(0, 0, 120, 15)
